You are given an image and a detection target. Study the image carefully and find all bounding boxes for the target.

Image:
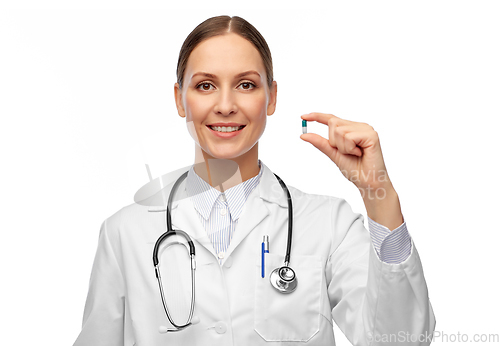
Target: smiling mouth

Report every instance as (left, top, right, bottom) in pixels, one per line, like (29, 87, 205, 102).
(207, 125, 246, 133)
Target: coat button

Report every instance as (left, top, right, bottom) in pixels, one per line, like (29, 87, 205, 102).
(215, 321, 227, 334)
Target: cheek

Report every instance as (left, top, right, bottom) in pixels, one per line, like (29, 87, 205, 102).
(183, 93, 208, 144)
(240, 93, 268, 121)
(184, 92, 209, 119)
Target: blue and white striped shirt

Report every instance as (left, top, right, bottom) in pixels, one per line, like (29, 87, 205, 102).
(186, 159, 411, 264)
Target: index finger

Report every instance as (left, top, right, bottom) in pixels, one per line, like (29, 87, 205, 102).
(300, 112, 352, 127)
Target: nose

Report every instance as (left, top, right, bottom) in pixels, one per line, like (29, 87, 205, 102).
(214, 86, 238, 116)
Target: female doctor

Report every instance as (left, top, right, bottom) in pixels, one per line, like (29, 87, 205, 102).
(74, 15, 435, 346)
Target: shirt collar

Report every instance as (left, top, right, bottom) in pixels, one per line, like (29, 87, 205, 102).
(186, 159, 264, 221)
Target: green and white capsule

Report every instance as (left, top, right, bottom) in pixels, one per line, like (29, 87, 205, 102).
(302, 119, 307, 134)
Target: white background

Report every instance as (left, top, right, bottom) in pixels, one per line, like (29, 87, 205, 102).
(1, 1, 499, 345)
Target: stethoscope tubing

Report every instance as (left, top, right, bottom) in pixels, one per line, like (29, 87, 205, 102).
(152, 170, 196, 331)
(154, 242, 196, 331)
(152, 169, 296, 332)
(272, 173, 293, 266)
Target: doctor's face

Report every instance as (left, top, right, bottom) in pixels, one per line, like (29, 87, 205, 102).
(174, 33, 277, 162)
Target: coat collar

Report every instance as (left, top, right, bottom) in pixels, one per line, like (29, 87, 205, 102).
(147, 161, 289, 262)
(186, 159, 265, 221)
(146, 160, 289, 211)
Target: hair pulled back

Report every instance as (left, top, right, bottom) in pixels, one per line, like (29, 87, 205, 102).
(176, 15, 273, 90)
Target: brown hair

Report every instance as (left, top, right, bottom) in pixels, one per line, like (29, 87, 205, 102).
(176, 15, 273, 90)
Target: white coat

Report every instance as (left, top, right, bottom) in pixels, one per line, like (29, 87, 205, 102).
(74, 161, 436, 346)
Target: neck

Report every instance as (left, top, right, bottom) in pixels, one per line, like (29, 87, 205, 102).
(193, 144, 260, 192)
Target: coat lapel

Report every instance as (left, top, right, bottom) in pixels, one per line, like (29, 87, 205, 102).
(222, 186, 270, 261)
(147, 170, 218, 259)
(222, 162, 288, 263)
(170, 186, 218, 259)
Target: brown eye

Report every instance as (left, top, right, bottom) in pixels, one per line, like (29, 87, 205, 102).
(197, 82, 214, 91)
(239, 82, 256, 90)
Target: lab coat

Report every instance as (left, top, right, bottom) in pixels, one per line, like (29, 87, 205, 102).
(74, 162, 436, 346)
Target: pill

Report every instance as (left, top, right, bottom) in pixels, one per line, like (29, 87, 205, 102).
(302, 119, 307, 134)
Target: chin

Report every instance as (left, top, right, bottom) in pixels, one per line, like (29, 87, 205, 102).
(208, 152, 244, 160)
(206, 148, 249, 160)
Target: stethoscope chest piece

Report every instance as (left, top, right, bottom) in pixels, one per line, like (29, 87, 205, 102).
(270, 266, 298, 294)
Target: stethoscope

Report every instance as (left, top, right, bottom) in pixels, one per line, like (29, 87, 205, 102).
(152, 170, 297, 333)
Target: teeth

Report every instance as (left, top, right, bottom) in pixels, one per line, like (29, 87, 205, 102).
(210, 126, 243, 132)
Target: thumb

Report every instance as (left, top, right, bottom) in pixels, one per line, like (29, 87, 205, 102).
(300, 133, 338, 163)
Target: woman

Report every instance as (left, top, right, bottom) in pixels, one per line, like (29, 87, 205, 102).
(74, 15, 435, 345)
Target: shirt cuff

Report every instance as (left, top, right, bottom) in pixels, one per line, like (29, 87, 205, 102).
(367, 216, 412, 264)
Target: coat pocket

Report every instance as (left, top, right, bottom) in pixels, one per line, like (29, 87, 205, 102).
(254, 252, 322, 342)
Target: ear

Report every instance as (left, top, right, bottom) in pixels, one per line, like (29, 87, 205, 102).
(174, 82, 186, 118)
(266, 80, 277, 116)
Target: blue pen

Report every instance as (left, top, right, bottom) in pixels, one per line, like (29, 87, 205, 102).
(262, 235, 269, 278)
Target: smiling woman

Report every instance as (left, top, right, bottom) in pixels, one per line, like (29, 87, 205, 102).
(174, 25, 277, 185)
(73, 15, 435, 346)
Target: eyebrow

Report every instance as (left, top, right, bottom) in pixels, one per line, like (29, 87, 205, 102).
(191, 70, 261, 79)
